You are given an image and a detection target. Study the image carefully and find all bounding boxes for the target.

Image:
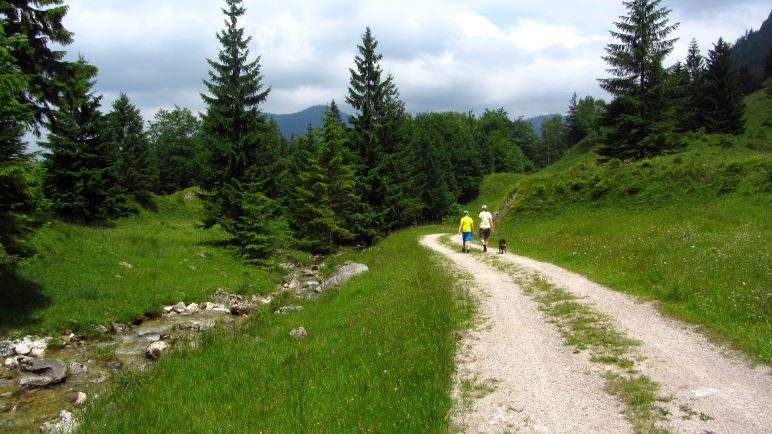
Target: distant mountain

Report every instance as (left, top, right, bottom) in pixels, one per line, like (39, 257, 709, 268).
(269, 106, 559, 138)
(267, 105, 352, 139)
(731, 9, 772, 72)
(525, 114, 560, 134)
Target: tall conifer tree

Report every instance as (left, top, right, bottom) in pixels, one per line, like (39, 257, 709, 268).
(682, 39, 708, 131)
(598, 0, 679, 158)
(346, 27, 417, 241)
(292, 101, 359, 253)
(42, 58, 127, 222)
(200, 0, 277, 264)
(703, 38, 745, 134)
(0, 25, 43, 267)
(0, 0, 72, 129)
(105, 93, 157, 201)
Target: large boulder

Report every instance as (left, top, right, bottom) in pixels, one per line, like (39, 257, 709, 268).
(322, 262, 369, 290)
(19, 359, 66, 387)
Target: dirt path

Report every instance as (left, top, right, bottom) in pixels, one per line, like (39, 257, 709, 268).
(421, 233, 772, 434)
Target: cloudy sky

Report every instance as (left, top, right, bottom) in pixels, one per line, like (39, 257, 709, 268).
(61, 0, 770, 121)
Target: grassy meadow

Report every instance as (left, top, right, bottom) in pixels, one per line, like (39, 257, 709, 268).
(78, 226, 474, 433)
(1, 189, 277, 336)
(483, 89, 772, 363)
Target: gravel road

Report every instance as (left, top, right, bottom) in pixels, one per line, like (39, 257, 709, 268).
(421, 233, 772, 434)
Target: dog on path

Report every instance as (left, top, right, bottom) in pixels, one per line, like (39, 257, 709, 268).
(498, 239, 507, 254)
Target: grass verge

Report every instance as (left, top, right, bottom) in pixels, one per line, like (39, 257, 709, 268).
(77, 226, 475, 433)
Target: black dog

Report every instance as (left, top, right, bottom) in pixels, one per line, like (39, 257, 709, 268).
(498, 239, 507, 254)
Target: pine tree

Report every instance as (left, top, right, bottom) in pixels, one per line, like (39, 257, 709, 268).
(42, 58, 128, 222)
(703, 38, 745, 134)
(598, 0, 679, 158)
(147, 106, 204, 194)
(199, 0, 278, 264)
(292, 102, 359, 253)
(0, 0, 73, 129)
(105, 93, 157, 202)
(681, 39, 708, 131)
(346, 27, 417, 241)
(0, 25, 43, 267)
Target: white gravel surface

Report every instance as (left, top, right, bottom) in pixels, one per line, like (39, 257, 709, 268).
(421, 234, 632, 433)
(422, 233, 772, 434)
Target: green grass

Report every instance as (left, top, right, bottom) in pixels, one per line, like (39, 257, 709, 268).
(481, 89, 772, 364)
(1, 189, 277, 336)
(501, 197, 771, 363)
(77, 226, 475, 433)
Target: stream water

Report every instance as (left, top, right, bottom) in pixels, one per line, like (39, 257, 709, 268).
(0, 308, 241, 433)
(0, 259, 360, 433)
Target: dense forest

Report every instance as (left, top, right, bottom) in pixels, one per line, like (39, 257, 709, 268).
(1, 0, 769, 267)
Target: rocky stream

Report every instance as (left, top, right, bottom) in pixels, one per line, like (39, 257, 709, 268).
(0, 260, 368, 433)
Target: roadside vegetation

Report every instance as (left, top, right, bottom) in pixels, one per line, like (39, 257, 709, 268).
(77, 226, 475, 433)
(479, 89, 771, 364)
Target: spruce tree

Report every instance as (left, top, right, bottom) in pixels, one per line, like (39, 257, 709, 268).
(105, 93, 157, 202)
(42, 58, 128, 222)
(0, 0, 73, 129)
(703, 38, 745, 134)
(346, 27, 417, 241)
(200, 0, 277, 264)
(0, 25, 43, 267)
(292, 102, 359, 253)
(598, 0, 679, 158)
(682, 39, 708, 131)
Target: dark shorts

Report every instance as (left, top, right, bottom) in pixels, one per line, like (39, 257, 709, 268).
(462, 231, 473, 241)
(479, 228, 491, 241)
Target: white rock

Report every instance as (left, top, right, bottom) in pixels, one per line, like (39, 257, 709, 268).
(146, 340, 169, 360)
(173, 301, 186, 313)
(3, 357, 19, 368)
(29, 347, 45, 358)
(39, 410, 77, 434)
(289, 327, 307, 338)
(163, 305, 175, 313)
(118, 261, 134, 269)
(73, 392, 87, 406)
(13, 342, 32, 356)
(185, 303, 200, 314)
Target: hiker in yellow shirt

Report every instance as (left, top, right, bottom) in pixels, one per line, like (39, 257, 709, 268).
(458, 210, 474, 253)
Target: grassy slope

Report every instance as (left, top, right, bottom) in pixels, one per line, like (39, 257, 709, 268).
(1, 190, 277, 336)
(482, 89, 772, 363)
(78, 226, 473, 433)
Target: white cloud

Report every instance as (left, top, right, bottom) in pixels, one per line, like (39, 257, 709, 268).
(56, 0, 770, 121)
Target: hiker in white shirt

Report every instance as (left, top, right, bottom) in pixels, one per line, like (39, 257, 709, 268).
(478, 205, 494, 252)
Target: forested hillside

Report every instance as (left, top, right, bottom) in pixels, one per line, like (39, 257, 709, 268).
(1, 0, 769, 271)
